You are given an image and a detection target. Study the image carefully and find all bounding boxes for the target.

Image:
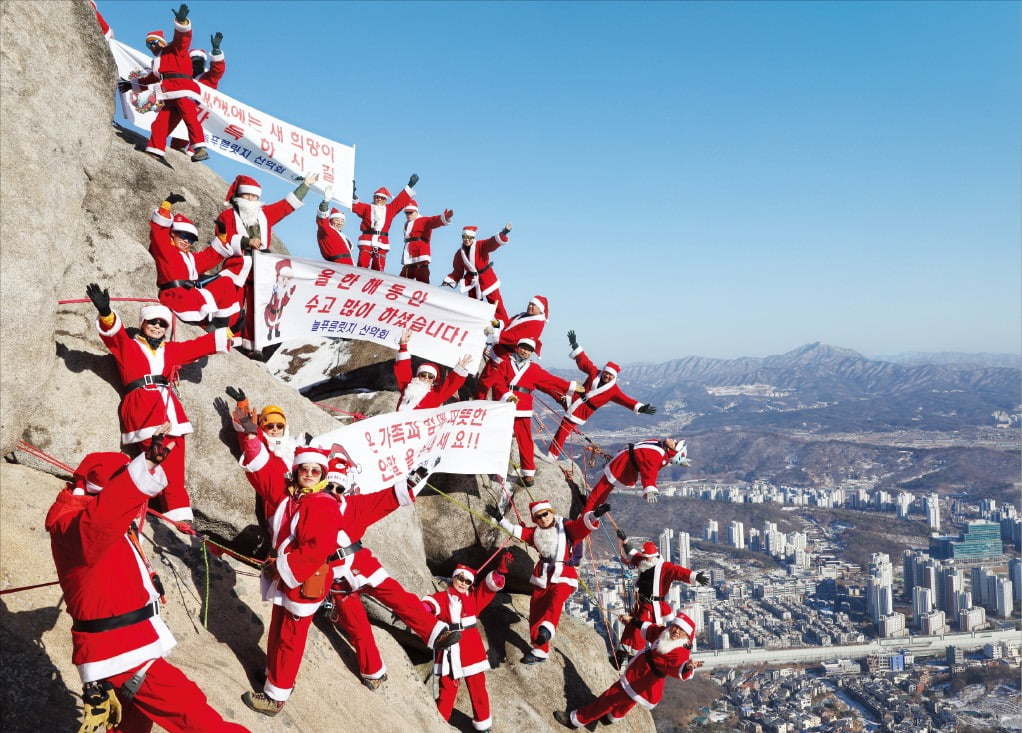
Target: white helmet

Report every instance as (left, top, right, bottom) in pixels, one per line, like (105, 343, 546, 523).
(669, 439, 691, 466)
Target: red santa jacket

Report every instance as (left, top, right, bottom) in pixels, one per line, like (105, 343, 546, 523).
(500, 512, 600, 589)
(422, 571, 504, 679)
(601, 440, 673, 499)
(494, 356, 573, 418)
(46, 454, 175, 683)
(272, 490, 344, 617)
(402, 211, 450, 266)
(211, 193, 304, 287)
(196, 50, 225, 89)
(238, 437, 294, 545)
(616, 622, 696, 710)
(97, 312, 231, 444)
(393, 344, 468, 411)
(149, 205, 224, 287)
(442, 232, 509, 299)
(135, 20, 201, 102)
(351, 187, 414, 252)
(562, 347, 646, 425)
(486, 310, 546, 362)
(624, 550, 693, 625)
(316, 212, 354, 265)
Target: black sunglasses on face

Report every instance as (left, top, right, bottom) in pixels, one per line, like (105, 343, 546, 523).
(145, 319, 169, 328)
(175, 232, 198, 243)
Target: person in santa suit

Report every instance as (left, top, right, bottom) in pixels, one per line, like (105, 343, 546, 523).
(474, 295, 549, 399)
(611, 531, 708, 661)
(492, 338, 580, 487)
(87, 283, 232, 524)
(169, 34, 226, 153)
(554, 612, 703, 729)
(488, 499, 611, 664)
(315, 186, 354, 265)
(118, 4, 210, 163)
(350, 175, 418, 271)
(209, 172, 317, 344)
(442, 223, 513, 325)
(546, 330, 657, 462)
(400, 199, 453, 283)
(46, 441, 250, 733)
(422, 554, 512, 731)
(90, 0, 113, 38)
(583, 438, 690, 513)
(394, 328, 474, 412)
(263, 258, 296, 341)
(148, 192, 238, 324)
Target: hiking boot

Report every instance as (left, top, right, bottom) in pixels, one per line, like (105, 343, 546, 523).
(433, 627, 462, 650)
(533, 626, 552, 646)
(553, 710, 576, 728)
(191, 147, 210, 162)
(521, 475, 535, 488)
(242, 691, 284, 717)
(361, 673, 387, 691)
(521, 651, 545, 665)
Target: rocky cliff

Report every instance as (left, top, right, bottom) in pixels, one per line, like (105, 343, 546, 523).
(0, 3, 654, 731)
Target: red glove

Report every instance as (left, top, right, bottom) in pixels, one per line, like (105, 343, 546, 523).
(497, 551, 513, 574)
(444, 208, 454, 220)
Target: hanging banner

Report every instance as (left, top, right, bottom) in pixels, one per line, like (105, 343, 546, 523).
(313, 401, 515, 493)
(108, 38, 355, 206)
(253, 252, 495, 363)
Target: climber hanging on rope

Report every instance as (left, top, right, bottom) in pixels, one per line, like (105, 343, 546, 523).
(581, 437, 690, 512)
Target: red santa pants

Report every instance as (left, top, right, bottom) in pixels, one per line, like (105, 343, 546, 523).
(147, 98, 206, 155)
(528, 582, 574, 658)
(400, 263, 430, 284)
(357, 244, 388, 271)
(548, 419, 581, 459)
(365, 576, 446, 647)
(473, 360, 502, 400)
(264, 604, 315, 701)
(571, 680, 637, 727)
(513, 416, 537, 478)
(331, 588, 385, 678)
(582, 476, 617, 515)
(158, 277, 237, 323)
(138, 436, 190, 522)
(482, 288, 509, 326)
(436, 672, 491, 729)
(108, 657, 248, 733)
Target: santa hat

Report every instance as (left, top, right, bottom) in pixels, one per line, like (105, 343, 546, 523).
(292, 446, 330, 469)
(139, 303, 173, 325)
(451, 564, 475, 583)
(73, 452, 130, 494)
(225, 174, 262, 203)
(404, 199, 419, 213)
(275, 259, 293, 277)
(529, 295, 548, 318)
(602, 361, 621, 379)
(328, 207, 345, 221)
(517, 338, 537, 351)
(373, 187, 391, 200)
(170, 213, 198, 238)
(669, 612, 696, 637)
(640, 541, 660, 558)
(258, 406, 286, 427)
(462, 226, 478, 239)
(325, 455, 351, 485)
(529, 499, 553, 517)
(416, 363, 438, 379)
(145, 30, 166, 44)
(189, 48, 208, 61)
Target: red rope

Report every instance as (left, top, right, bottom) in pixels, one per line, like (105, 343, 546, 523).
(314, 402, 367, 421)
(16, 441, 75, 473)
(0, 580, 61, 595)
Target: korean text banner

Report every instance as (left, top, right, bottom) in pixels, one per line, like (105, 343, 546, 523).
(253, 252, 495, 363)
(313, 401, 515, 494)
(108, 38, 355, 207)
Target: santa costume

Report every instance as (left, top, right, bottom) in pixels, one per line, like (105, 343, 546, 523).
(46, 451, 248, 732)
(351, 184, 414, 271)
(584, 439, 687, 513)
(442, 226, 511, 324)
(316, 207, 355, 265)
(475, 295, 548, 399)
(393, 342, 468, 412)
(263, 259, 296, 341)
(399, 201, 451, 283)
(617, 541, 697, 656)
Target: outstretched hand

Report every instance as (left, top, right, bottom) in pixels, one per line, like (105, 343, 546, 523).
(86, 282, 111, 316)
(615, 528, 627, 541)
(694, 571, 710, 586)
(593, 503, 612, 517)
(225, 386, 246, 402)
(210, 31, 223, 52)
(638, 404, 657, 415)
(645, 491, 659, 504)
(485, 504, 503, 522)
(497, 551, 513, 574)
(567, 330, 578, 350)
(117, 79, 133, 93)
(407, 173, 419, 188)
(172, 3, 189, 22)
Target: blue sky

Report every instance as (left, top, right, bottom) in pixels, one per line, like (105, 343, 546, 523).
(98, 0, 1020, 368)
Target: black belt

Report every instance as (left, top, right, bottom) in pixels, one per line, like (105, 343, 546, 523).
(627, 443, 640, 472)
(328, 542, 363, 562)
(511, 385, 532, 394)
(361, 228, 387, 236)
(639, 594, 665, 604)
(72, 601, 159, 633)
(160, 73, 192, 80)
(326, 254, 353, 264)
(645, 648, 667, 678)
(158, 279, 200, 291)
(124, 374, 169, 392)
(475, 263, 493, 276)
(405, 237, 426, 243)
(579, 395, 597, 411)
(448, 620, 476, 631)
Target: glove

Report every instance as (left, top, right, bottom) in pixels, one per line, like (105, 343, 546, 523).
(165, 192, 185, 205)
(85, 282, 111, 317)
(172, 3, 189, 22)
(593, 503, 611, 518)
(497, 551, 513, 574)
(261, 557, 278, 581)
(351, 179, 357, 201)
(485, 505, 503, 522)
(645, 491, 659, 504)
(638, 404, 657, 415)
(79, 681, 123, 733)
(695, 571, 710, 586)
(117, 79, 133, 93)
(443, 208, 454, 220)
(210, 31, 223, 52)
(567, 330, 578, 350)
(615, 528, 627, 541)
(225, 386, 246, 402)
(145, 434, 173, 464)
(322, 184, 333, 202)
(500, 225, 512, 236)
(407, 173, 419, 188)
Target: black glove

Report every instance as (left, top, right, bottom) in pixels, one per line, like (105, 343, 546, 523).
(172, 3, 189, 22)
(146, 434, 172, 465)
(485, 505, 503, 522)
(165, 192, 185, 205)
(567, 330, 578, 350)
(593, 503, 611, 518)
(86, 282, 111, 317)
(500, 226, 511, 237)
(210, 31, 223, 52)
(615, 528, 627, 541)
(407, 173, 419, 188)
(117, 79, 133, 93)
(351, 179, 357, 201)
(695, 571, 710, 586)
(225, 386, 246, 402)
(638, 404, 657, 415)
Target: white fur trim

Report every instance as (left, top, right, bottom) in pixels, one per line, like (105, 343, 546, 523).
(642, 486, 659, 497)
(453, 363, 469, 377)
(127, 454, 167, 497)
(395, 484, 415, 507)
(276, 552, 300, 589)
(239, 444, 270, 473)
(485, 571, 504, 592)
(422, 596, 441, 615)
(285, 191, 303, 209)
(473, 716, 492, 730)
(531, 646, 549, 659)
(633, 403, 646, 414)
(262, 680, 292, 702)
(236, 184, 261, 196)
(569, 346, 584, 359)
(152, 208, 173, 227)
(161, 506, 194, 522)
(77, 618, 175, 683)
(569, 710, 583, 728)
(209, 50, 224, 61)
(583, 512, 600, 531)
(214, 328, 230, 353)
(173, 18, 190, 32)
(425, 620, 448, 648)
(144, 146, 165, 157)
(540, 620, 556, 640)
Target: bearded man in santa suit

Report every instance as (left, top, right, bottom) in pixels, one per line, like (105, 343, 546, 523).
(350, 174, 418, 271)
(315, 185, 354, 265)
(393, 328, 474, 411)
(422, 554, 512, 731)
(400, 199, 453, 283)
(475, 295, 549, 399)
(169, 34, 226, 153)
(583, 437, 691, 513)
(87, 283, 232, 524)
(47, 441, 250, 733)
(546, 329, 657, 461)
(488, 499, 611, 664)
(442, 223, 512, 325)
(210, 172, 317, 344)
(555, 612, 703, 729)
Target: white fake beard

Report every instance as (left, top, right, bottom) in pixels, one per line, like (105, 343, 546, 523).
(533, 524, 560, 559)
(398, 378, 432, 411)
(267, 432, 294, 462)
(234, 198, 264, 229)
(637, 557, 660, 573)
(655, 629, 690, 655)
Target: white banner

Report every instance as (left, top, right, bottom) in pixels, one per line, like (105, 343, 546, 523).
(253, 252, 496, 363)
(108, 38, 355, 207)
(313, 401, 515, 493)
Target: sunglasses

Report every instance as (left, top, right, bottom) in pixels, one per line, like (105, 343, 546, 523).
(533, 511, 552, 519)
(145, 319, 169, 328)
(452, 575, 472, 584)
(174, 232, 198, 243)
(417, 373, 436, 380)
(263, 423, 285, 430)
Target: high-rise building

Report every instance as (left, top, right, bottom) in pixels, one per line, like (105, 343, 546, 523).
(896, 492, 913, 520)
(879, 612, 906, 638)
(1010, 558, 1022, 604)
(727, 520, 745, 549)
(659, 528, 674, 563)
(959, 604, 986, 631)
(971, 566, 987, 605)
(677, 531, 691, 570)
(946, 645, 963, 666)
(925, 493, 941, 530)
(993, 578, 1014, 618)
(930, 520, 1003, 561)
(913, 586, 934, 626)
(704, 520, 718, 544)
(937, 563, 961, 615)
